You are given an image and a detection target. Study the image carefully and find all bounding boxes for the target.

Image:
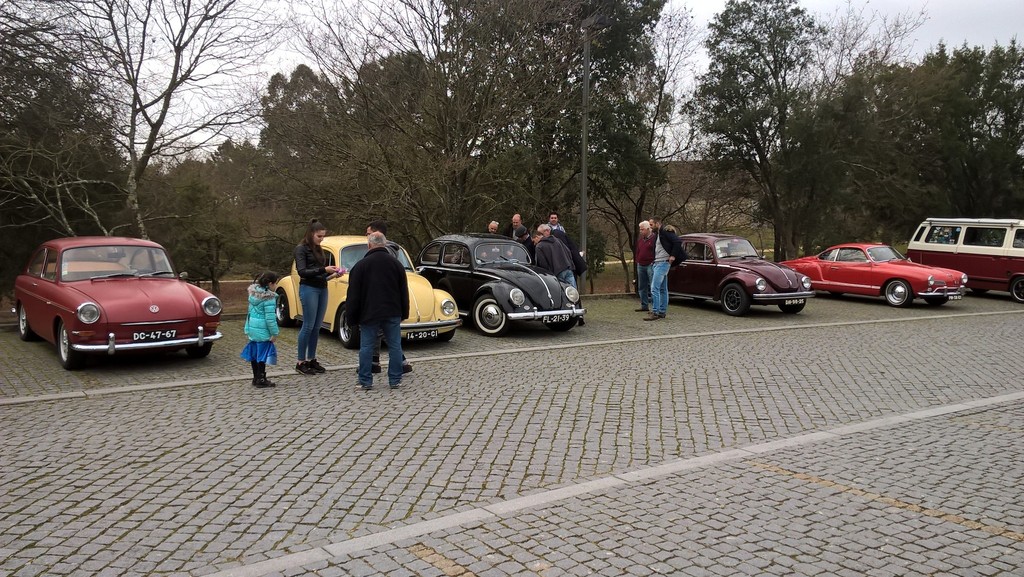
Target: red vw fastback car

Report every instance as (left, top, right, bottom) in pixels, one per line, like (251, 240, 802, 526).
(14, 237, 223, 369)
(781, 243, 967, 307)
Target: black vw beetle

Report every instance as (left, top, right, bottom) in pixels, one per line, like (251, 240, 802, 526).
(417, 234, 585, 336)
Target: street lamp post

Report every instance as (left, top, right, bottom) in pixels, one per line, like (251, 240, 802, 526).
(580, 14, 609, 290)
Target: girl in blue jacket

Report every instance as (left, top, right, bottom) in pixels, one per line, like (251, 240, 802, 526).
(241, 271, 280, 388)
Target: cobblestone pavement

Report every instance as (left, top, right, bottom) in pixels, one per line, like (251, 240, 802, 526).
(1, 293, 1022, 576)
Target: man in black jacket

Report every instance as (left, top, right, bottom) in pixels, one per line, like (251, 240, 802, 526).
(646, 217, 685, 321)
(347, 232, 410, 390)
(367, 220, 413, 374)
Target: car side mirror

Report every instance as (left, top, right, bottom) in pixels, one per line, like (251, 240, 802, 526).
(179, 271, 189, 281)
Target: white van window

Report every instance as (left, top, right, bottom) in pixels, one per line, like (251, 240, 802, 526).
(1014, 230, 1024, 249)
(924, 226, 961, 245)
(963, 227, 1006, 247)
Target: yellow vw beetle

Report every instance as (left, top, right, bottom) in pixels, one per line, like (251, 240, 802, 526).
(276, 235, 460, 348)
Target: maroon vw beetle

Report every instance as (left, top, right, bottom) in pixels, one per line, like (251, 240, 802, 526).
(13, 237, 223, 369)
(781, 243, 967, 307)
(667, 233, 814, 316)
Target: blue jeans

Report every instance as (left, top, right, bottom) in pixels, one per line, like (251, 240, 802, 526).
(636, 263, 653, 310)
(650, 261, 670, 315)
(297, 284, 328, 361)
(557, 269, 576, 288)
(358, 318, 403, 386)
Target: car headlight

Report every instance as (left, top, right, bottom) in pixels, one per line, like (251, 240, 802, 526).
(801, 276, 812, 290)
(509, 288, 525, 306)
(754, 278, 767, 292)
(927, 275, 935, 287)
(441, 298, 456, 316)
(961, 274, 968, 285)
(77, 302, 101, 324)
(565, 286, 579, 303)
(202, 296, 223, 316)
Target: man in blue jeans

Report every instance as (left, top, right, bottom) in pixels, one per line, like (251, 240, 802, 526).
(646, 217, 684, 321)
(634, 220, 656, 312)
(346, 232, 409, 390)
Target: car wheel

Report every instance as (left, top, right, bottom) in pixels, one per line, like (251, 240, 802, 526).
(883, 279, 913, 307)
(16, 303, 39, 341)
(185, 343, 213, 358)
(436, 329, 456, 342)
(719, 283, 751, 316)
(276, 289, 296, 327)
(337, 304, 360, 349)
(57, 319, 86, 370)
(545, 318, 577, 332)
(923, 296, 948, 306)
(778, 301, 806, 314)
(472, 294, 509, 336)
(1010, 277, 1024, 303)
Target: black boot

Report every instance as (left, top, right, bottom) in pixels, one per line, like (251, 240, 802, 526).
(256, 363, 276, 388)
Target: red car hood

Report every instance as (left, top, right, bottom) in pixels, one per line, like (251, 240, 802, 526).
(726, 258, 805, 290)
(70, 279, 204, 322)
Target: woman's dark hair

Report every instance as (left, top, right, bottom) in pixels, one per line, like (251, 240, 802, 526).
(255, 271, 280, 288)
(302, 218, 327, 258)
(302, 219, 327, 247)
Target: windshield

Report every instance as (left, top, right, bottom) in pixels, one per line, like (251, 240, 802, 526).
(867, 246, 905, 262)
(340, 243, 414, 272)
(714, 238, 759, 259)
(475, 242, 530, 264)
(60, 245, 174, 281)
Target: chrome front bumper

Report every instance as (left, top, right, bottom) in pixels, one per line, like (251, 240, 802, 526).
(918, 286, 966, 297)
(507, 307, 586, 320)
(72, 327, 223, 354)
(751, 290, 816, 302)
(400, 319, 461, 335)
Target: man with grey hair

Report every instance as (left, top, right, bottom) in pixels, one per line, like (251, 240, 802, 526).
(346, 231, 409, 390)
(634, 220, 656, 312)
(487, 221, 499, 233)
(533, 223, 576, 287)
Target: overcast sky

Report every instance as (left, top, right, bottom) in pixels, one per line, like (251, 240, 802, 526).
(686, 0, 1022, 57)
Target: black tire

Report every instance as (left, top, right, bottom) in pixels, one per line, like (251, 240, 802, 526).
(720, 283, 751, 316)
(970, 288, 989, 295)
(436, 329, 456, 342)
(337, 304, 359, 349)
(57, 319, 86, 370)
(923, 296, 948, 306)
(185, 343, 213, 358)
(472, 294, 509, 336)
(884, 279, 913, 307)
(276, 289, 296, 327)
(1010, 277, 1024, 303)
(829, 291, 844, 297)
(778, 301, 806, 314)
(545, 318, 577, 332)
(16, 302, 39, 341)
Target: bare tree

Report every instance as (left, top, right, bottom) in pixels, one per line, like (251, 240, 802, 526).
(62, 0, 280, 238)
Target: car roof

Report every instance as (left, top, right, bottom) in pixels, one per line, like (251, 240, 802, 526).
(680, 233, 748, 243)
(43, 236, 165, 250)
(826, 243, 888, 250)
(430, 233, 517, 247)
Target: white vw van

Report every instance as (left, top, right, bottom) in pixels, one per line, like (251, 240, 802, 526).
(906, 217, 1024, 302)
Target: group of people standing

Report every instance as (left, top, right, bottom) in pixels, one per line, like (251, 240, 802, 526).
(241, 218, 410, 391)
(634, 217, 685, 321)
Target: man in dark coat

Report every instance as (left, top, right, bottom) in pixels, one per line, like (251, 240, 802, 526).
(347, 231, 409, 389)
(533, 224, 576, 287)
(646, 216, 685, 321)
